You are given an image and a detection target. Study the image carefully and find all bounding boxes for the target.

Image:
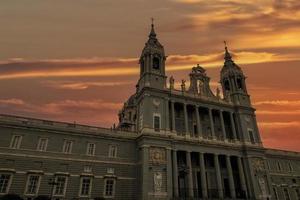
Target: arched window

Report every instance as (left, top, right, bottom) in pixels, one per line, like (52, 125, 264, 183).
(236, 78, 243, 89)
(224, 80, 230, 91)
(153, 57, 160, 70)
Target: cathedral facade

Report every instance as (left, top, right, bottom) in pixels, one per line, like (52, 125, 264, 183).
(0, 23, 299, 200)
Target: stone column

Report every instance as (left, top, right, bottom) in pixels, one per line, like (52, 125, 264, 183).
(142, 146, 149, 199)
(184, 103, 189, 136)
(253, 114, 262, 144)
(166, 148, 173, 197)
(165, 99, 170, 132)
(199, 152, 208, 198)
(219, 110, 226, 141)
(214, 154, 224, 198)
(186, 151, 194, 197)
(209, 108, 216, 139)
(230, 112, 237, 141)
(195, 105, 202, 138)
(237, 156, 247, 198)
(226, 155, 236, 198)
(172, 150, 179, 197)
(171, 101, 176, 133)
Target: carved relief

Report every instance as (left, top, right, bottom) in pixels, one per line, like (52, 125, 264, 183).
(149, 147, 166, 165)
(252, 158, 265, 171)
(153, 171, 163, 193)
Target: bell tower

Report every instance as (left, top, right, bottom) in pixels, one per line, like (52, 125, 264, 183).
(220, 42, 250, 106)
(137, 20, 167, 91)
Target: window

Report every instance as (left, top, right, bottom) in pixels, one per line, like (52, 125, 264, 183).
(104, 179, 115, 198)
(283, 188, 290, 200)
(248, 130, 255, 144)
(37, 138, 48, 151)
(108, 145, 117, 158)
(273, 187, 278, 200)
(224, 80, 230, 91)
(152, 57, 160, 70)
(0, 174, 12, 194)
(86, 143, 95, 156)
(236, 78, 243, 89)
(153, 114, 160, 132)
(25, 175, 41, 195)
(79, 177, 92, 197)
(62, 140, 73, 154)
(10, 135, 22, 149)
(53, 176, 67, 196)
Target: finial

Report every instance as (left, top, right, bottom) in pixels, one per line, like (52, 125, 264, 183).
(223, 40, 232, 60)
(149, 17, 156, 38)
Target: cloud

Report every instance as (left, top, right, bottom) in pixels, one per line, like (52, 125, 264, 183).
(257, 110, 300, 115)
(43, 80, 133, 90)
(258, 121, 300, 128)
(253, 100, 300, 106)
(0, 98, 25, 105)
(0, 50, 299, 80)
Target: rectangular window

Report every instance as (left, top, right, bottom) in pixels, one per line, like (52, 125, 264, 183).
(25, 175, 40, 195)
(86, 143, 95, 156)
(273, 187, 278, 200)
(80, 177, 91, 197)
(108, 145, 117, 158)
(37, 138, 48, 151)
(10, 135, 22, 149)
(53, 176, 67, 196)
(154, 115, 160, 132)
(283, 188, 290, 200)
(104, 179, 115, 197)
(248, 130, 255, 144)
(63, 140, 73, 154)
(0, 174, 12, 194)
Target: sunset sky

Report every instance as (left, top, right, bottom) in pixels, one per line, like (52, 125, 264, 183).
(0, 0, 299, 151)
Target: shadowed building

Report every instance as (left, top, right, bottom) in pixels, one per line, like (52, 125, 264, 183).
(0, 22, 299, 200)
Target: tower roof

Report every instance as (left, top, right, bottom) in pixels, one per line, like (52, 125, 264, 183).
(221, 41, 243, 77)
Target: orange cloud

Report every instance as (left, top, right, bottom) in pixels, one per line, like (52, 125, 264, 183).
(1, 51, 299, 80)
(258, 121, 300, 128)
(44, 80, 133, 90)
(253, 100, 300, 106)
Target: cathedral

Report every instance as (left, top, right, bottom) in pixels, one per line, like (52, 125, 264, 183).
(0, 22, 299, 200)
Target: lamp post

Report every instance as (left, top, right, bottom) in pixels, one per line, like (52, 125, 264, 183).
(48, 178, 59, 200)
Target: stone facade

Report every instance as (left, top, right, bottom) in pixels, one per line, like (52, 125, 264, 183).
(0, 23, 299, 200)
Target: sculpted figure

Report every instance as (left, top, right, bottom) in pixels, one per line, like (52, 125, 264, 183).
(154, 172, 162, 192)
(169, 76, 174, 90)
(181, 79, 186, 92)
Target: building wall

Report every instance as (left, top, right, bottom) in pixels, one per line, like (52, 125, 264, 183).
(0, 119, 138, 200)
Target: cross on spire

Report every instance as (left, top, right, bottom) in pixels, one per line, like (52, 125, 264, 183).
(223, 40, 232, 61)
(151, 17, 154, 26)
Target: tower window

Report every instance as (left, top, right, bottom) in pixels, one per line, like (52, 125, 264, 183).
(237, 78, 243, 89)
(153, 114, 161, 132)
(141, 60, 144, 74)
(153, 57, 160, 70)
(224, 80, 230, 91)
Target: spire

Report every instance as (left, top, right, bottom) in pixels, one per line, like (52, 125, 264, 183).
(224, 41, 232, 61)
(149, 17, 157, 39)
